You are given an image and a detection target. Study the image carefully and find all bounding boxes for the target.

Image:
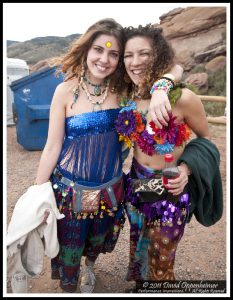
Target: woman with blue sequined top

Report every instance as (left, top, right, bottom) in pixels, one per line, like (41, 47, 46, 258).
(34, 19, 183, 293)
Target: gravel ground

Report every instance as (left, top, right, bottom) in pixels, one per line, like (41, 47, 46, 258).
(6, 124, 227, 294)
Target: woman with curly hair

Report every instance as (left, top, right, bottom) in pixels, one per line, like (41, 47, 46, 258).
(115, 24, 222, 289)
(33, 19, 183, 293)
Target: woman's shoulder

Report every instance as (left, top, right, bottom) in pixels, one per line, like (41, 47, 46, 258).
(55, 79, 76, 94)
(51, 79, 77, 108)
(176, 87, 201, 107)
(173, 86, 206, 122)
(52, 79, 77, 105)
(180, 87, 196, 98)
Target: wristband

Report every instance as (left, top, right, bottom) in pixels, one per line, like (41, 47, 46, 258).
(161, 76, 175, 88)
(150, 77, 174, 96)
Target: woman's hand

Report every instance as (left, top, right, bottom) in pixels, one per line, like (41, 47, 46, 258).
(165, 163, 191, 195)
(149, 90, 171, 129)
(40, 210, 50, 225)
(149, 64, 184, 128)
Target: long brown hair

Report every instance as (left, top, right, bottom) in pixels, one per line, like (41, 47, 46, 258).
(54, 18, 126, 94)
(124, 24, 175, 98)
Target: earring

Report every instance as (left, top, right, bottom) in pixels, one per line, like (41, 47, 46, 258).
(111, 86, 116, 93)
(81, 61, 85, 77)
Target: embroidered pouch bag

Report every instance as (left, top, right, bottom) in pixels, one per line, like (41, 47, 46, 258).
(72, 189, 101, 213)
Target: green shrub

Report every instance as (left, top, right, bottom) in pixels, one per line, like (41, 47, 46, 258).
(207, 66, 226, 97)
(202, 101, 225, 117)
(183, 65, 226, 117)
(189, 64, 206, 74)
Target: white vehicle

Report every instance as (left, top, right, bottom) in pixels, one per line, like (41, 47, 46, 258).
(7, 58, 29, 125)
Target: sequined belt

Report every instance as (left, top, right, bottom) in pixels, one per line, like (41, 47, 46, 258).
(52, 168, 123, 213)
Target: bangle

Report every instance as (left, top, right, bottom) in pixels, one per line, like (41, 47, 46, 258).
(150, 77, 174, 95)
(163, 73, 176, 85)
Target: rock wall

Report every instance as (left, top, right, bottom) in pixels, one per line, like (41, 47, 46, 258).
(157, 7, 226, 70)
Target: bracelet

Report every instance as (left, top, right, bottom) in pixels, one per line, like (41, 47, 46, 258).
(150, 77, 174, 96)
(163, 73, 176, 85)
(161, 76, 175, 88)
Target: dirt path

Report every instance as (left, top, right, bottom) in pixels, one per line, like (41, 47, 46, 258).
(6, 124, 227, 293)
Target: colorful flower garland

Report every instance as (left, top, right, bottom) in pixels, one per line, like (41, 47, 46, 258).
(115, 99, 191, 156)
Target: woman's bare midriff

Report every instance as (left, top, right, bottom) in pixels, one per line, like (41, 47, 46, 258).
(134, 144, 185, 170)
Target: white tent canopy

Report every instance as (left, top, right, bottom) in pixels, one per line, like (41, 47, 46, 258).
(7, 58, 29, 125)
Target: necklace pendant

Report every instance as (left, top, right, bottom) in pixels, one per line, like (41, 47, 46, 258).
(94, 85, 101, 96)
(72, 87, 79, 104)
(93, 103, 102, 112)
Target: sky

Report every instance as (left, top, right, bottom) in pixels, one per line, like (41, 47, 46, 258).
(3, 3, 192, 42)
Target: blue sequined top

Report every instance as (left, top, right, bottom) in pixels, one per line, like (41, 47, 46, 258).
(56, 108, 122, 187)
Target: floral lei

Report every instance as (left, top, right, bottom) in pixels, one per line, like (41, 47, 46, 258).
(115, 99, 191, 156)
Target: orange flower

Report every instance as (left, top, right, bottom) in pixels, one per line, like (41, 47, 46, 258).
(130, 132, 140, 141)
(184, 125, 191, 139)
(154, 135, 164, 144)
(135, 111, 145, 133)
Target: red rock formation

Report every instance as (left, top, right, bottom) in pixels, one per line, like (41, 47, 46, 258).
(205, 56, 226, 72)
(158, 7, 226, 70)
(29, 59, 51, 72)
(185, 72, 209, 92)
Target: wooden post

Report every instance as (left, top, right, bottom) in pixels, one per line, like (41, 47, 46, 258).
(198, 95, 226, 103)
(197, 95, 227, 125)
(207, 116, 226, 125)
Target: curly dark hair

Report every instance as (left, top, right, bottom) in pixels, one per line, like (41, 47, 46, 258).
(123, 24, 175, 98)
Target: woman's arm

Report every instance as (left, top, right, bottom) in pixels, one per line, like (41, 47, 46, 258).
(165, 88, 210, 195)
(149, 64, 183, 128)
(35, 84, 66, 185)
(178, 88, 211, 140)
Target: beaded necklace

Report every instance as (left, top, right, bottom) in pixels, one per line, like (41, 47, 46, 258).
(82, 86, 106, 97)
(115, 98, 190, 156)
(72, 76, 110, 112)
(83, 75, 107, 96)
(81, 78, 110, 111)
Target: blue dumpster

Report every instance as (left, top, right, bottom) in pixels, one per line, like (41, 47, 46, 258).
(10, 67, 63, 150)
